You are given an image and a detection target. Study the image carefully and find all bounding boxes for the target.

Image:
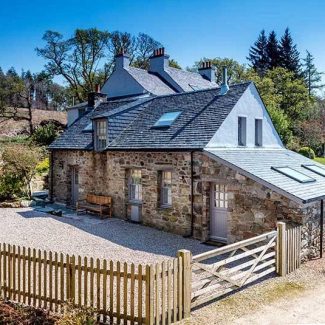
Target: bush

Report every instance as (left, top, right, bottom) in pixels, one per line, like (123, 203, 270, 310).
(36, 157, 50, 175)
(1, 144, 42, 199)
(0, 173, 24, 200)
(298, 147, 315, 159)
(31, 122, 61, 146)
(57, 304, 97, 325)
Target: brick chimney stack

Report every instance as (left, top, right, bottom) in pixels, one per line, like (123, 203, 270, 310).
(198, 61, 216, 82)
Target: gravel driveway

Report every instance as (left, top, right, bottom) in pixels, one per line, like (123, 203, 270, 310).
(0, 208, 212, 265)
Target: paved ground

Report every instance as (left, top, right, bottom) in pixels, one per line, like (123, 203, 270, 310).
(184, 258, 325, 325)
(0, 208, 212, 265)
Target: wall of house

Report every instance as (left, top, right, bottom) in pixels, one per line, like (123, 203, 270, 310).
(206, 83, 283, 148)
(51, 149, 322, 260)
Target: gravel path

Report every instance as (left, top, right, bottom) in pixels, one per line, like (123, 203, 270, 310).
(0, 208, 212, 265)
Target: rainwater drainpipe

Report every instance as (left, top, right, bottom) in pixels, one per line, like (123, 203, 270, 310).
(49, 151, 54, 203)
(321, 199, 324, 258)
(190, 151, 194, 237)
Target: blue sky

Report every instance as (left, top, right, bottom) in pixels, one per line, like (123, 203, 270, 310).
(1, 0, 325, 84)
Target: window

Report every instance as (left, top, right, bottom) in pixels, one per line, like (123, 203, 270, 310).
(302, 164, 325, 177)
(154, 111, 181, 128)
(95, 119, 107, 151)
(213, 184, 228, 208)
(255, 119, 263, 147)
(271, 166, 316, 183)
(238, 116, 247, 146)
(129, 169, 142, 202)
(161, 170, 172, 207)
(83, 122, 93, 132)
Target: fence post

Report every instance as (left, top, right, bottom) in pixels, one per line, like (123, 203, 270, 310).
(277, 222, 287, 276)
(177, 249, 192, 319)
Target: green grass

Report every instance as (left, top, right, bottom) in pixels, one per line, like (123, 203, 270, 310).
(315, 157, 325, 165)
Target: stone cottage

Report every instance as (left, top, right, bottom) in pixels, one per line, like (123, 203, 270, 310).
(49, 48, 325, 259)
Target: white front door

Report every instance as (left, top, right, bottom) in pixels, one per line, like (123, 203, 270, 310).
(210, 183, 228, 243)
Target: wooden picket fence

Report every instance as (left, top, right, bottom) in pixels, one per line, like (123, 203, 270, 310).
(0, 222, 302, 322)
(0, 244, 190, 325)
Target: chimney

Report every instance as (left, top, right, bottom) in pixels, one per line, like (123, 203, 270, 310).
(149, 47, 169, 72)
(198, 61, 216, 82)
(219, 67, 229, 95)
(115, 51, 130, 69)
(88, 84, 107, 110)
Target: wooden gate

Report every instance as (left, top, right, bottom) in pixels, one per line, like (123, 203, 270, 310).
(191, 231, 277, 307)
(191, 222, 302, 308)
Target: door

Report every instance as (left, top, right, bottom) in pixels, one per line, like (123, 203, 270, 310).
(71, 167, 79, 208)
(210, 183, 228, 242)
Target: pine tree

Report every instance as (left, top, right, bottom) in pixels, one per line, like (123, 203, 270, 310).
(279, 28, 301, 76)
(302, 50, 324, 96)
(266, 31, 280, 69)
(247, 30, 269, 76)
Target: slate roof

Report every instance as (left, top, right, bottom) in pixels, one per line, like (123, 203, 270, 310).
(50, 82, 249, 150)
(165, 67, 216, 91)
(205, 148, 325, 204)
(126, 67, 175, 95)
(107, 82, 250, 149)
(49, 98, 140, 150)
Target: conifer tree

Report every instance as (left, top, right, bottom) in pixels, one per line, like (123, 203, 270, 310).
(247, 30, 269, 76)
(279, 28, 301, 76)
(266, 31, 280, 69)
(302, 50, 324, 96)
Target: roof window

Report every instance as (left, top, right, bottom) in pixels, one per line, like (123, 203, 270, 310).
(302, 164, 325, 177)
(271, 166, 316, 183)
(153, 111, 181, 128)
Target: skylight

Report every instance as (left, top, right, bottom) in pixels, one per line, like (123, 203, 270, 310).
(302, 164, 325, 177)
(271, 166, 316, 183)
(154, 111, 181, 127)
(83, 123, 93, 132)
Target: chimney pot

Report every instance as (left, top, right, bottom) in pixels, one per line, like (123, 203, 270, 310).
(95, 84, 101, 93)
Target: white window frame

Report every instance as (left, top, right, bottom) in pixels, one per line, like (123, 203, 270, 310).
(238, 116, 247, 146)
(129, 169, 142, 203)
(160, 170, 172, 207)
(213, 184, 228, 209)
(255, 118, 263, 147)
(95, 119, 107, 151)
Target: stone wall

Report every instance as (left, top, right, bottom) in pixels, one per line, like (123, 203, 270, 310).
(51, 149, 322, 259)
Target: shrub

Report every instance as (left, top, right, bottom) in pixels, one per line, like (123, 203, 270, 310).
(57, 304, 97, 325)
(0, 173, 24, 200)
(298, 147, 315, 159)
(36, 158, 50, 175)
(31, 122, 61, 146)
(1, 144, 42, 199)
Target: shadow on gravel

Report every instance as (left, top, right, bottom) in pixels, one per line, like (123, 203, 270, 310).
(17, 208, 213, 258)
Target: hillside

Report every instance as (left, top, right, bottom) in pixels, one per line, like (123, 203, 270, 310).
(0, 109, 67, 137)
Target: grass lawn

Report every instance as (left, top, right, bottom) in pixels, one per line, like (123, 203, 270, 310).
(315, 157, 325, 165)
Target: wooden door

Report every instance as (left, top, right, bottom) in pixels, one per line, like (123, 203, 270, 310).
(210, 183, 228, 243)
(71, 167, 79, 208)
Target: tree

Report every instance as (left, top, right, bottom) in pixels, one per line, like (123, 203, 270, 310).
(36, 29, 110, 102)
(36, 29, 163, 102)
(247, 30, 269, 76)
(0, 68, 34, 134)
(279, 28, 301, 76)
(1, 144, 42, 199)
(266, 31, 280, 69)
(190, 58, 246, 84)
(302, 50, 324, 96)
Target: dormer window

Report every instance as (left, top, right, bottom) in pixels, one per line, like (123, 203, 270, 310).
(94, 119, 107, 151)
(255, 119, 263, 147)
(238, 116, 247, 146)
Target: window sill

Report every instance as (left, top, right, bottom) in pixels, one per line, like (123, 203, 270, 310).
(159, 205, 172, 210)
(129, 200, 142, 205)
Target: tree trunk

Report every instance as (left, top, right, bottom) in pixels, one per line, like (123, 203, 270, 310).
(27, 103, 33, 135)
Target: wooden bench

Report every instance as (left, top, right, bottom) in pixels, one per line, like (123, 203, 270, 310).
(76, 194, 112, 219)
